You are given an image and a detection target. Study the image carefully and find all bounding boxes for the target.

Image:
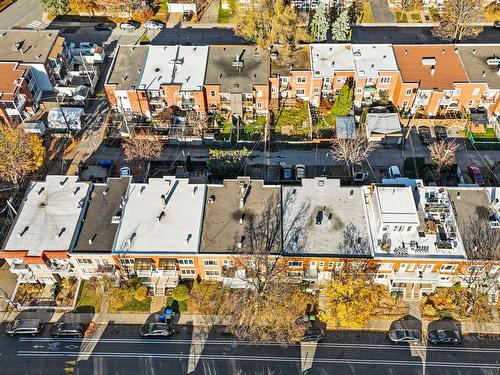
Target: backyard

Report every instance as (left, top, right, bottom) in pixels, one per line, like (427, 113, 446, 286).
(14, 278, 79, 308)
(274, 103, 311, 141)
(218, 0, 236, 23)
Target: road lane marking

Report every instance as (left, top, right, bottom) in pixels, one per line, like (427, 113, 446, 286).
(18, 338, 500, 353)
(16, 351, 500, 369)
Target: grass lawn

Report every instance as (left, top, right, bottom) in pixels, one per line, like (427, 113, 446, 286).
(394, 12, 408, 23)
(244, 116, 266, 134)
(218, 0, 235, 23)
(74, 280, 101, 313)
(472, 127, 498, 140)
(116, 297, 152, 312)
(359, 0, 374, 23)
(275, 103, 311, 136)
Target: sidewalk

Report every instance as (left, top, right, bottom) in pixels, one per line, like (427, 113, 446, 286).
(1, 310, 498, 334)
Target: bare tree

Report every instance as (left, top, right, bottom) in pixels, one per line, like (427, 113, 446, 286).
(186, 111, 209, 138)
(395, 0, 417, 20)
(122, 131, 163, 166)
(217, 193, 312, 342)
(428, 140, 459, 180)
(457, 218, 500, 315)
(153, 107, 174, 128)
(330, 136, 378, 178)
(432, 0, 483, 41)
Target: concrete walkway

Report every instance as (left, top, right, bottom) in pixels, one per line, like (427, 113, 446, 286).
(370, 0, 396, 23)
(198, 0, 220, 24)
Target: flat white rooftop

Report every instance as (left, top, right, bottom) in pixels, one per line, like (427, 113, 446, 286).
(138, 45, 208, 91)
(352, 44, 398, 77)
(375, 186, 419, 224)
(282, 178, 371, 256)
(113, 177, 206, 254)
(310, 44, 355, 78)
(3, 176, 90, 256)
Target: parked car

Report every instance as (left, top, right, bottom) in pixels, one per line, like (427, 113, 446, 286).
(94, 23, 113, 31)
(119, 167, 131, 177)
(183, 10, 193, 21)
(417, 126, 432, 145)
(6, 319, 44, 337)
(494, 21, 500, 29)
(281, 163, 293, 180)
(120, 21, 140, 31)
(295, 164, 306, 179)
(388, 329, 421, 343)
(50, 323, 87, 338)
(468, 166, 485, 186)
(353, 171, 368, 183)
(140, 323, 174, 337)
(144, 20, 164, 30)
(434, 126, 448, 142)
(300, 327, 324, 343)
(427, 329, 462, 345)
(388, 166, 402, 179)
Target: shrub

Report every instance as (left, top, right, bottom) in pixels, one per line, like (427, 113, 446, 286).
(178, 300, 188, 312)
(423, 304, 437, 317)
(172, 284, 190, 302)
(484, 2, 500, 22)
(134, 285, 149, 302)
(166, 296, 174, 307)
(193, 277, 199, 287)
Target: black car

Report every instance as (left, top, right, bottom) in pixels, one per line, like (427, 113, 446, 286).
(434, 126, 448, 142)
(94, 23, 113, 31)
(300, 328, 324, 343)
(418, 126, 432, 145)
(140, 322, 174, 337)
(183, 10, 193, 21)
(50, 322, 87, 338)
(427, 329, 462, 345)
(6, 319, 44, 337)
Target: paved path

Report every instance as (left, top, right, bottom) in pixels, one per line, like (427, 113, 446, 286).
(370, 0, 396, 23)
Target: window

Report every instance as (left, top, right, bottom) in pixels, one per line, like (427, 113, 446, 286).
(247, 260, 256, 268)
(313, 88, 319, 94)
(210, 90, 216, 97)
(418, 264, 426, 272)
(402, 100, 409, 108)
(158, 258, 176, 270)
(405, 88, 412, 96)
(407, 264, 416, 272)
(399, 263, 407, 272)
(367, 77, 374, 84)
(256, 90, 263, 98)
(379, 76, 391, 84)
(472, 88, 480, 96)
(257, 102, 263, 109)
(376, 274, 389, 279)
(77, 259, 92, 264)
(271, 87, 277, 94)
(336, 77, 346, 83)
(181, 269, 196, 275)
(120, 258, 134, 266)
(378, 263, 394, 271)
(382, 225, 389, 232)
(178, 259, 194, 266)
(335, 89, 340, 95)
(325, 77, 331, 83)
(425, 264, 435, 272)
(440, 264, 457, 272)
(297, 76, 306, 83)
(223, 259, 234, 267)
(453, 88, 461, 96)
(134, 258, 151, 271)
(319, 261, 324, 269)
(356, 88, 362, 94)
(468, 265, 485, 273)
(335, 262, 344, 272)
(440, 275, 451, 281)
(328, 261, 334, 269)
(204, 260, 218, 266)
(296, 89, 305, 96)
(407, 226, 412, 231)
(287, 271, 302, 278)
(468, 100, 475, 107)
(288, 261, 303, 268)
(205, 270, 220, 276)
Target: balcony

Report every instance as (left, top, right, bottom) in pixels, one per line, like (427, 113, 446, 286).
(303, 269, 318, 280)
(10, 263, 31, 275)
(97, 264, 116, 274)
(393, 270, 440, 283)
(148, 96, 164, 104)
(136, 268, 153, 278)
(153, 269, 177, 278)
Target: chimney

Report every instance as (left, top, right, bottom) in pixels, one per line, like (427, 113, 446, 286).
(430, 66, 435, 76)
(404, 49, 408, 55)
(482, 71, 486, 77)
(441, 49, 445, 55)
(472, 49, 476, 55)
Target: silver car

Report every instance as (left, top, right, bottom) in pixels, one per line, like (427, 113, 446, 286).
(144, 20, 164, 30)
(388, 329, 421, 343)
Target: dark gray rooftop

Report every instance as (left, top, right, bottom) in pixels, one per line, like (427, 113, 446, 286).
(0, 30, 60, 63)
(72, 177, 131, 253)
(106, 45, 147, 90)
(457, 45, 500, 89)
(270, 46, 311, 77)
(448, 188, 490, 231)
(200, 178, 281, 253)
(205, 46, 270, 93)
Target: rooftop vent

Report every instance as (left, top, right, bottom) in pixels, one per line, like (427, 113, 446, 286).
(155, 67, 160, 72)
(88, 234, 97, 245)
(74, 186, 80, 195)
(184, 234, 192, 245)
(404, 49, 408, 55)
(60, 177, 68, 186)
(482, 71, 486, 77)
(38, 187, 45, 195)
(422, 57, 436, 66)
(208, 194, 216, 203)
(18, 226, 29, 238)
(103, 187, 109, 195)
(353, 50, 361, 57)
(486, 57, 500, 66)
(157, 211, 165, 222)
(441, 49, 445, 55)
(430, 65, 435, 76)
(472, 49, 477, 55)
(56, 227, 66, 238)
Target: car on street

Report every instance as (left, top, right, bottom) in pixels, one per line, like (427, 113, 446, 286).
(468, 166, 485, 186)
(427, 329, 462, 345)
(281, 163, 293, 180)
(50, 322, 88, 338)
(140, 322, 174, 337)
(119, 167, 131, 177)
(388, 329, 421, 343)
(295, 164, 306, 179)
(388, 166, 402, 179)
(495, 21, 500, 29)
(120, 21, 141, 31)
(94, 23, 113, 31)
(353, 171, 368, 183)
(417, 126, 432, 144)
(434, 126, 448, 142)
(6, 319, 44, 337)
(183, 10, 193, 21)
(144, 20, 164, 30)
(300, 327, 324, 343)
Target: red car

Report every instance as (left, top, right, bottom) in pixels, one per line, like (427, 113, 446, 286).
(468, 166, 485, 186)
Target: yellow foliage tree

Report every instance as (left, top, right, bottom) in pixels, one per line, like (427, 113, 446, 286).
(320, 266, 384, 328)
(232, 0, 309, 62)
(0, 126, 45, 185)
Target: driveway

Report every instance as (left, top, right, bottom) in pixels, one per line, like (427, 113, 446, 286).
(370, 0, 396, 23)
(198, 0, 220, 24)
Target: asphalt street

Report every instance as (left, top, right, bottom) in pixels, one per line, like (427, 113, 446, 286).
(0, 323, 498, 375)
(0, 0, 43, 30)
